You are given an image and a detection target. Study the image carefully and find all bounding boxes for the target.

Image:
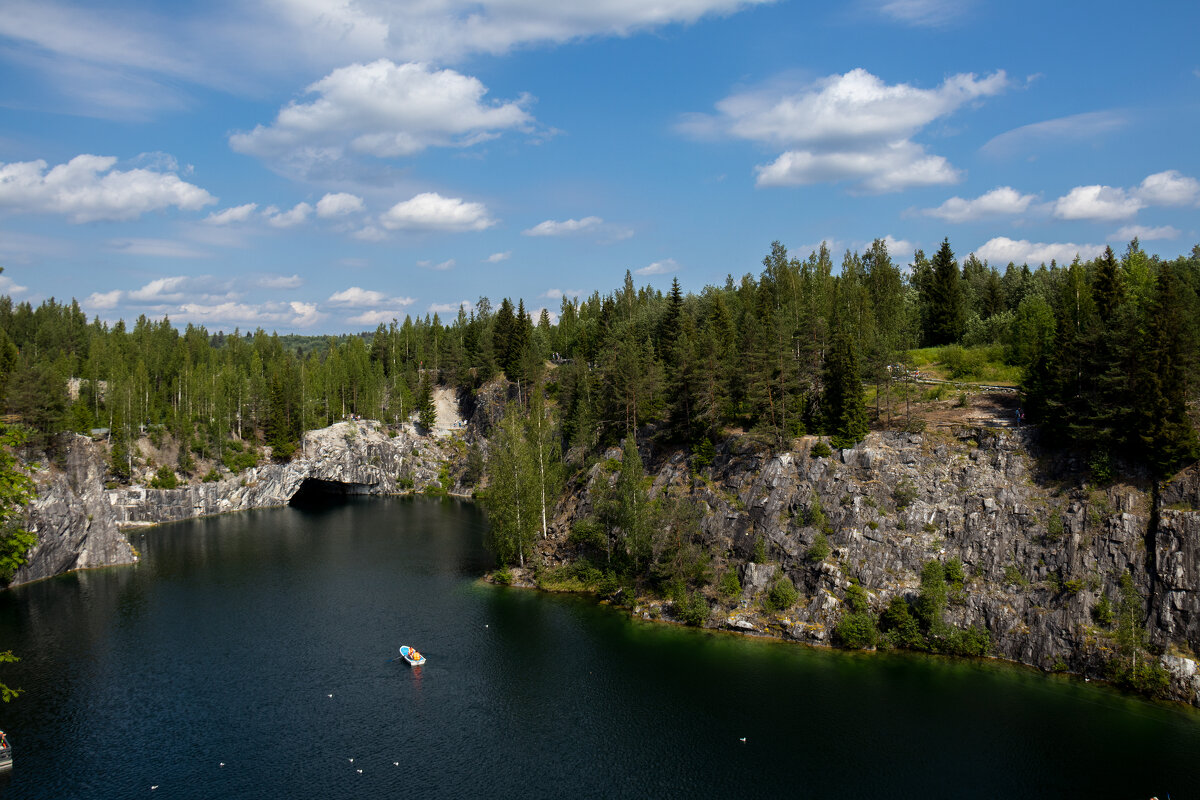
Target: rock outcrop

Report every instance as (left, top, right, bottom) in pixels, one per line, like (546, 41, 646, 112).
(539, 427, 1200, 706)
(106, 420, 459, 527)
(12, 420, 465, 586)
(15, 434, 138, 585)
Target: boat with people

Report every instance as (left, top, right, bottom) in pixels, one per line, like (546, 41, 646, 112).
(0, 730, 11, 770)
(398, 645, 425, 666)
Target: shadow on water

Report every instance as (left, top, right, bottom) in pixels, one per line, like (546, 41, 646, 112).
(0, 496, 1198, 799)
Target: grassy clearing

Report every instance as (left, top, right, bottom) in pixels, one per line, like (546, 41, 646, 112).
(905, 345, 1022, 386)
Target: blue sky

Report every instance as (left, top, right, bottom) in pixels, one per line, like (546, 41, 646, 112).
(1, 0, 1198, 333)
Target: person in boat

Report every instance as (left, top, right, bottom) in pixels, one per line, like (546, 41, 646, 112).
(409, 649, 422, 661)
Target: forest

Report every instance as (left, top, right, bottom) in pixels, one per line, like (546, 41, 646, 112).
(0, 237, 1198, 579)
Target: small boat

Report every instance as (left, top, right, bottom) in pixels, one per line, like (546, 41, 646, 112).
(0, 730, 11, 770)
(398, 645, 425, 666)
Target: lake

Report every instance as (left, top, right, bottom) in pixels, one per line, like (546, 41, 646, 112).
(1, 496, 1197, 798)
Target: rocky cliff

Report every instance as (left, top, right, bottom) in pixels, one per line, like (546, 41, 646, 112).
(14, 434, 138, 585)
(537, 427, 1200, 706)
(12, 420, 465, 586)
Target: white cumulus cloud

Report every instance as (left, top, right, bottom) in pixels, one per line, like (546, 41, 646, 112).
(682, 68, 1006, 193)
(230, 60, 533, 175)
(1134, 170, 1200, 206)
(0, 154, 215, 222)
(1054, 185, 1143, 221)
(205, 203, 258, 225)
(485, 251, 512, 262)
(264, 202, 313, 228)
(177, 300, 326, 329)
(973, 237, 1105, 266)
(126, 275, 235, 305)
(380, 192, 494, 232)
(1052, 170, 1199, 222)
(756, 142, 959, 192)
(316, 192, 365, 218)
(923, 186, 1037, 222)
(328, 287, 415, 309)
(427, 300, 472, 314)
(523, 216, 603, 236)
(85, 289, 122, 309)
(635, 258, 679, 276)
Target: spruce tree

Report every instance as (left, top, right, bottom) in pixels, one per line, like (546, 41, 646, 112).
(925, 238, 965, 345)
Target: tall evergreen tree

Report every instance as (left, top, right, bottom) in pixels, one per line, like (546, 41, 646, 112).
(925, 238, 965, 345)
(823, 319, 869, 449)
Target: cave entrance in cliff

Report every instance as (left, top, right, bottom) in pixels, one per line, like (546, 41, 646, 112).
(288, 478, 367, 507)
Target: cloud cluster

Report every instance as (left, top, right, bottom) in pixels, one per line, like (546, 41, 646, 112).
(923, 186, 1037, 222)
(380, 192, 495, 232)
(1053, 170, 1198, 221)
(682, 68, 1007, 192)
(973, 237, 1105, 266)
(0, 154, 215, 222)
(230, 60, 533, 175)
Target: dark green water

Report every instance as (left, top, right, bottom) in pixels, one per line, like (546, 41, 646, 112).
(0, 496, 1198, 799)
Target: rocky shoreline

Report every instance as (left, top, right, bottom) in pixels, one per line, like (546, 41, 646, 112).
(527, 427, 1200, 707)
(14, 415, 1200, 707)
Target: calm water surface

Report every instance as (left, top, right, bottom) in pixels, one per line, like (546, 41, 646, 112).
(0, 496, 1198, 799)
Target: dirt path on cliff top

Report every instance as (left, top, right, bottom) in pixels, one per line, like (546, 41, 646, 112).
(432, 387, 463, 434)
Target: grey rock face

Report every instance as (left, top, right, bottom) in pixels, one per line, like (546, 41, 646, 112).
(546, 428, 1200, 706)
(14, 421, 462, 586)
(14, 434, 137, 585)
(106, 421, 457, 527)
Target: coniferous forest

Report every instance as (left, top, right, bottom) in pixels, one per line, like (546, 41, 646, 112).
(1, 237, 1199, 577)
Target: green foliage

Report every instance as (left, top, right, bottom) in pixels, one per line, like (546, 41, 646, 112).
(933, 626, 991, 657)
(1046, 509, 1064, 540)
(0, 649, 22, 703)
(202, 468, 221, 483)
(673, 590, 709, 626)
(149, 465, 179, 489)
(834, 583, 878, 649)
(806, 531, 830, 562)
(878, 596, 924, 650)
(1105, 570, 1169, 696)
(805, 494, 828, 530)
(222, 443, 258, 473)
(892, 479, 918, 510)
(718, 568, 741, 600)
(691, 437, 715, 469)
(1003, 564, 1028, 587)
(945, 557, 966, 604)
(0, 425, 37, 585)
(752, 535, 767, 563)
(810, 440, 832, 459)
(493, 566, 514, 586)
(763, 574, 799, 612)
(1092, 594, 1114, 625)
(914, 560, 948, 631)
